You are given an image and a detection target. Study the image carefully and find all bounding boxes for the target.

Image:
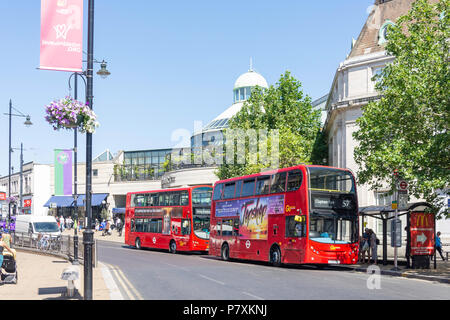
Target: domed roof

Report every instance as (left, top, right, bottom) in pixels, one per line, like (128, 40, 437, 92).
(234, 70, 268, 89)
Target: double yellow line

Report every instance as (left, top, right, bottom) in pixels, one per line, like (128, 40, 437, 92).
(104, 263, 144, 300)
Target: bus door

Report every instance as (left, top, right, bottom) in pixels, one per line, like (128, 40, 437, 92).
(221, 218, 240, 258)
(284, 215, 307, 262)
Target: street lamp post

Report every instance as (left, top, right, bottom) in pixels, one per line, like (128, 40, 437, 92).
(68, 54, 110, 271)
(73, 73, 80, 265)
(5, 100, 32, 228)
(83, 0, 95, 300)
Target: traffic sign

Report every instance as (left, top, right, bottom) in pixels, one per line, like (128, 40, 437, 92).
(398, 180, 408, 191)
(392, 201, 398, 210)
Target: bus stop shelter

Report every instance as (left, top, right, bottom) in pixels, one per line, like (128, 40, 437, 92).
(359, 202, 435, 268)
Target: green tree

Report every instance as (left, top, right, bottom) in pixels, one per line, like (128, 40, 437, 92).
(216, 71, 324, 179)
(353, 0, 449, 217)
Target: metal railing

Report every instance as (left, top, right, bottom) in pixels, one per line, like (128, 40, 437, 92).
(10, 232, 97, 267)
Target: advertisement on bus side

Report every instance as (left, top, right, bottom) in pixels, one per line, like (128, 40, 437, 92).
(215, 195, 285, 240)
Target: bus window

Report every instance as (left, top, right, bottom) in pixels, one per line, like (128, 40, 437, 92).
(241, 179, 255, 197)
(180, 191, 189, 206)
(222, 219, 233, 236)
(287, 170, 303, 192)
(133, 194, 148, 207)
(169, 192, 180, 206)
(150, 193, 159, 206)
(235, 180, 242, 198)
(216, 220, 222, 236)
(135, 219, 144, 232)
(223, 183, 236, 199)
(192, 187, 212, 205)
(286, 216, 305, 237)
(181, 219, 191, 235)
(159, 193, 169, 206)
(213, 184, 224, 201)
(270, 172, 287, 194)
(233, 218, 239, 236)
(148, 219, 162, 233)
(255, 176, 270, 195)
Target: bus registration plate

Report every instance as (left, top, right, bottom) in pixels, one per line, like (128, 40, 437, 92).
(328, 260, 340, 264)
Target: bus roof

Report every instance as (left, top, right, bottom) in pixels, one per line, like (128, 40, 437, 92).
(213, 165, 354, 186)
(126, 185, 213, 196)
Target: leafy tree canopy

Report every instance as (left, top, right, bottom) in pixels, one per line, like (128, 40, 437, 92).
(353, 0, 449, 217)
(216, 71, 326, 180)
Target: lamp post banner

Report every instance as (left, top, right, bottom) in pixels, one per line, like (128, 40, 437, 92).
(40, 0, 83, 72)
(54, 149, 73, 196)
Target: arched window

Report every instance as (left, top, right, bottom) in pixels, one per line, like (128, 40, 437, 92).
(378, 20, 396, 45)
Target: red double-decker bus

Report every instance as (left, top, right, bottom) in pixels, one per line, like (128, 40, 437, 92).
(125, 186, 212, 253)
(209, 165, 359, 266)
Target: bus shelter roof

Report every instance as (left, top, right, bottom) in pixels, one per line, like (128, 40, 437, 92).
(359, 202, 433, 221)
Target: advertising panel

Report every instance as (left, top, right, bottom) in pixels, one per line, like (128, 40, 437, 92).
(410, 212, 435, 256)
(215, 195, 285, 240)
(40, 0, 83, 72)
(134, 207, 183, 235)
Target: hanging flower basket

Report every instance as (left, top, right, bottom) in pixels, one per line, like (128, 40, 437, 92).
(6, 196, 17, 204)
(44, 96, 100, 134)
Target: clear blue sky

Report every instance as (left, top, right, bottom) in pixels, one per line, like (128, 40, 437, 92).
(0, 0, 373, 176)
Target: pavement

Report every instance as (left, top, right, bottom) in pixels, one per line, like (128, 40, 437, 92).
(1, 229, 448, 299)
(0, 228, 124, 300)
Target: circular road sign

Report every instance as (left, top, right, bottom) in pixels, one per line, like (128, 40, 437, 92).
(399, 180, 408, 190)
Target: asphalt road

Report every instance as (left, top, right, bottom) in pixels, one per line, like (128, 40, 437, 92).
(97, 240, 450, 300)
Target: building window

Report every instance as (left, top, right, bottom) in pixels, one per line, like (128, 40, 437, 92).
(375, 192, 392, 206)
(378, 20, 396, 45)
(93, 169, 98, 177)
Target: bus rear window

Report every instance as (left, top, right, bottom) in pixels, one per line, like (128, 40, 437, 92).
(213, 184, 224, 201)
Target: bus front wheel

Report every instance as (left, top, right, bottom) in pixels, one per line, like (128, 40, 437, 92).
(169, 240, 177, 254)
(221, 243, 230, 261)
(135, 238, 141, 250)
(270, 245, 281, 267)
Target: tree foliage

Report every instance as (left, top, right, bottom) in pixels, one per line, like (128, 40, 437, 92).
(353, 0, 449, 217)
(216, 71, 325, 179)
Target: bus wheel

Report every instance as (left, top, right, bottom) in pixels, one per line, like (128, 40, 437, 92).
(169, 240, 177, 254)
(221, 243, 230, 261)
(270, 245, 281, 267)
(135, 238, 141, 250)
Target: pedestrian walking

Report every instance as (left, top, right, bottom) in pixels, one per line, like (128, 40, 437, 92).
(369, 229, 379, 265)
(60, 216, 65, 232)
(359, 228, 370, 263)
(436, 231, 446, 261)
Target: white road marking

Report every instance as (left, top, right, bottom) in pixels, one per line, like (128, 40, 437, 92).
(198, 274, 225, 285)
(105, 263, 144, 300)
(242, 291, 264, 300)
(165, 262, 189, 271)
(99, 262, 124, 300)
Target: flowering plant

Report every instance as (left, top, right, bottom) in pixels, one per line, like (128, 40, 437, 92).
(44, 96, 99, 134)
(6, 196, 17, 204)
